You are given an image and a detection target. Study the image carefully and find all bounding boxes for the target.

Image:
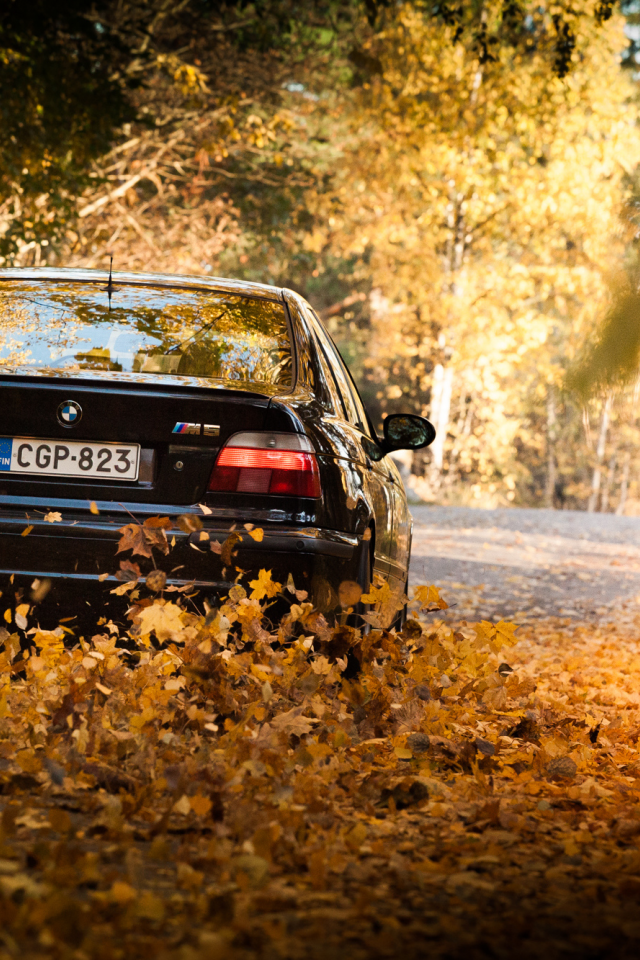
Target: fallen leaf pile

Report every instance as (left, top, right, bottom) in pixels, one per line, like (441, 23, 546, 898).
(2, 540, 640, 957)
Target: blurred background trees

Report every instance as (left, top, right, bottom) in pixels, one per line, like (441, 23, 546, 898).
(3, 0, 640, 510)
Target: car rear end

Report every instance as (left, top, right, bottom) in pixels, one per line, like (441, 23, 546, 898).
(0, 269, 357, 628)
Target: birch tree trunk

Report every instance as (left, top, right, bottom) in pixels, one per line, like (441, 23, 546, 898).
(429, 363, 453, 483)
(587, 394, 613, 512)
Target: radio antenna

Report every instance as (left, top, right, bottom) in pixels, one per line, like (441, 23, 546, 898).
(106, 255, 115, 311)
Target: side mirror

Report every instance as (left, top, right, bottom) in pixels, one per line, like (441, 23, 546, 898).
(381, 414, 436, 453)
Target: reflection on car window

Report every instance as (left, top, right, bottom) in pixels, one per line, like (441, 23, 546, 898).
(0, 282, 292, 386)
(307, 310, 372, 437)
(312, 336, 345, 418)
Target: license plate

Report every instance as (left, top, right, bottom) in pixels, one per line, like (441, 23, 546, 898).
(0, 438, 140, 481)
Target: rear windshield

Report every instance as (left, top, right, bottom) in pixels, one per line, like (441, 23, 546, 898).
(0, 281, 292, 387)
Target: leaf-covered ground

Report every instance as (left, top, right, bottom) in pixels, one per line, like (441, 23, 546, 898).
(1, 517, 640, 959)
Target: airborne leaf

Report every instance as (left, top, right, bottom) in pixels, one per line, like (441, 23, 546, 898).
(116, 559, 141, 582)
(177, 514, 203, 533)
(339, 580, 362, 607)
(271, 706, 320, 736)
(249, 569, 282, 600)
(117, 523, 153, 558)
(221, 531, 242, 566)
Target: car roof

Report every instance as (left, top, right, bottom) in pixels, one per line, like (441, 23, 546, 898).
(0, 267, 284, 302)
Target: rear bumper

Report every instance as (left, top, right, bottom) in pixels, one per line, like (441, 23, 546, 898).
(0, 510, 357, 577)
(0, 505, 359, 624)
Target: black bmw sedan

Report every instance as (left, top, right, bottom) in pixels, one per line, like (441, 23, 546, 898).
(0, 268, 434, 626)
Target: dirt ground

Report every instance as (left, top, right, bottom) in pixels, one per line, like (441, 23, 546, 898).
(409, 505, 640, 624)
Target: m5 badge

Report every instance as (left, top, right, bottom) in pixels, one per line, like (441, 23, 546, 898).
(172, 422, 219, 437)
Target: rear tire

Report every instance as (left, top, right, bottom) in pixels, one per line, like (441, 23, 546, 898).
(347, 533, 373, 631)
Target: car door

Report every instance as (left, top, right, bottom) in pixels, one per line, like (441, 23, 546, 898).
(319, 331, 411, 593)
(385, 454, 411, 594)
(304, 311, 394, 582)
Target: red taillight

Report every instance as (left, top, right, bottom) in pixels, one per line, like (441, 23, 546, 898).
(207, 434, 321, 498)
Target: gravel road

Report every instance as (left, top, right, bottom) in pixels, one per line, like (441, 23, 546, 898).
(408, 505, 640, 624)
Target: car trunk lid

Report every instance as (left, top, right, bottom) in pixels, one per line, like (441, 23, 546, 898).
(0, 375, 276, 505)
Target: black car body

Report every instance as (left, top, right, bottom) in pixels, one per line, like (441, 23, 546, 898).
(0, 268, 434, 626)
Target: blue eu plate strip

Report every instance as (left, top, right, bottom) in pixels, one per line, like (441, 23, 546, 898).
(0, 438, 12, 471)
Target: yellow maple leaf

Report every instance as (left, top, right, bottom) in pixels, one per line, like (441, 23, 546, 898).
(495, 621, 519, 647)
(361, 580, 393, 605)
(136, 600, 185, 642)
(249, 569, 282, 600)
(413, 584, 448, 609)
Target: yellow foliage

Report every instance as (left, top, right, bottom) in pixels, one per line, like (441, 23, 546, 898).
(0, 567, 638, 955)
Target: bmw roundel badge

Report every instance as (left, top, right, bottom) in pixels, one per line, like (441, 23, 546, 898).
(57, 400, 83, 427)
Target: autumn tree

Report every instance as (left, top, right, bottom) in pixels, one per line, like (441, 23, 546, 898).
(4, 0, 640, 509)
(289, 4, 640, 505)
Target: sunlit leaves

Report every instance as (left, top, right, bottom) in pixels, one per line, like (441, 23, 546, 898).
(2, 550, 640, 957)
